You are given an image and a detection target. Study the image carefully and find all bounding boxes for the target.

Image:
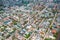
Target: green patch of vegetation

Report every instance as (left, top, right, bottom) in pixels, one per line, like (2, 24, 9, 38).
(45, 38, 52, 40)
(6, 34, 11, 39)
(53, 32, 58, 39)
(24, 33, 30, 38)
(23, 21, 28, 25)
(12, 35, 16, 40)
(13, 20, 17, 25)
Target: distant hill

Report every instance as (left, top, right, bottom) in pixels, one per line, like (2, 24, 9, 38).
(53, 0, 60, 3)
(0, 0, 4, 11)
(1, 0, 60, 7)
(1, 0, 48, 7)
(2, 0, 34, 7)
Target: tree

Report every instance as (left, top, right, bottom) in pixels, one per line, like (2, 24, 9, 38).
(24, 33, 30, 38)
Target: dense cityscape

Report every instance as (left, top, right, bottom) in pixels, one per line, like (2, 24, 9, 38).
(0, 0, 60, 40)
